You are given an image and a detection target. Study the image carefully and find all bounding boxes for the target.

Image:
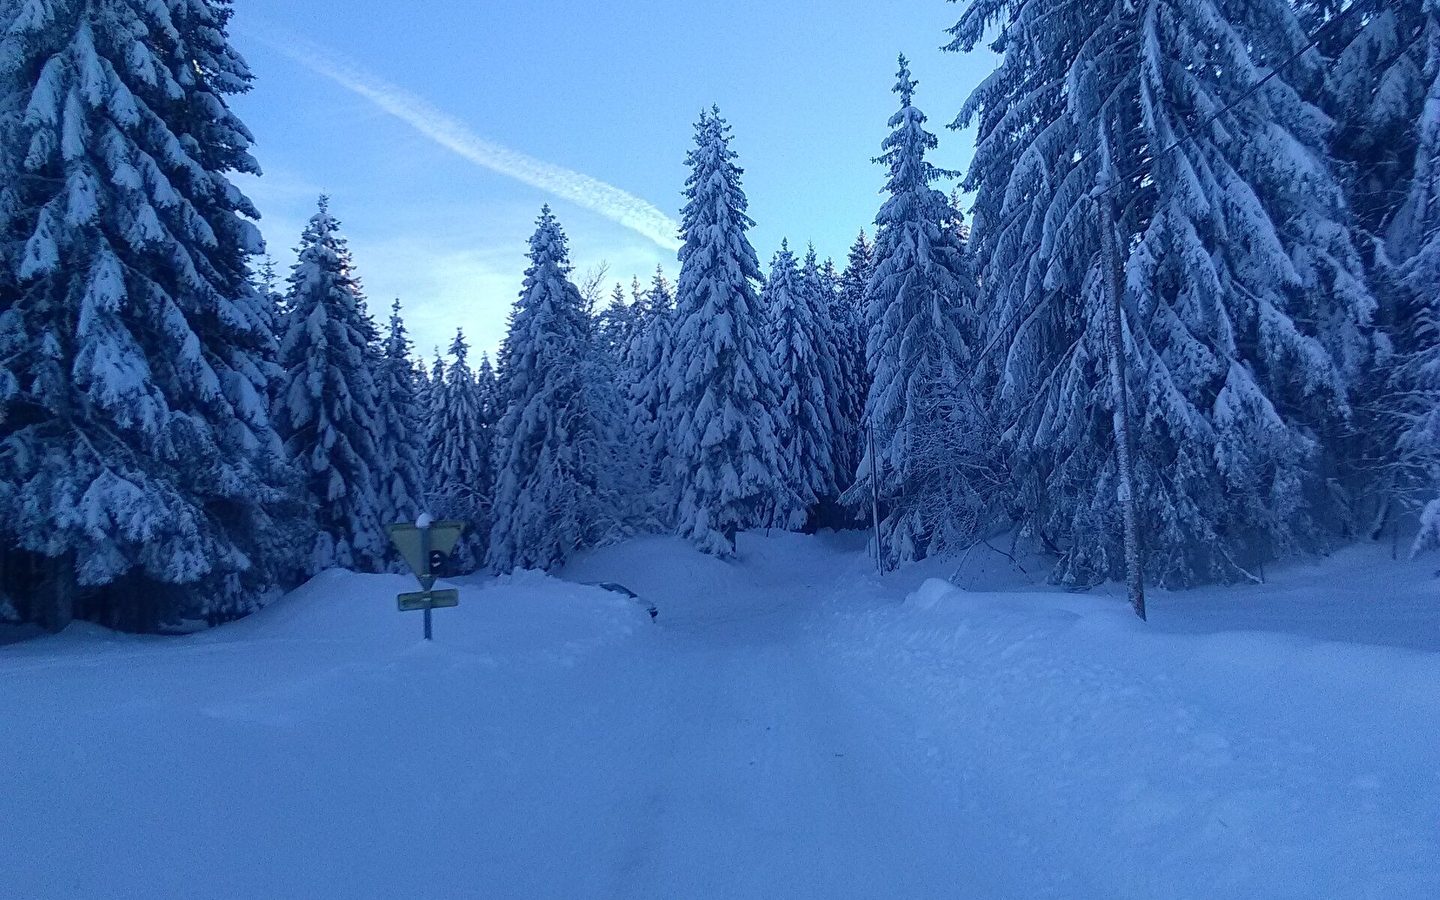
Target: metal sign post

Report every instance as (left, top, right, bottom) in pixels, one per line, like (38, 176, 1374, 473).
(420, 524, 433, 639)
(386, 518, 466, 640)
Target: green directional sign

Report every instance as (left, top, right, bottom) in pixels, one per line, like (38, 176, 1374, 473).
(397, 589, 460, 612)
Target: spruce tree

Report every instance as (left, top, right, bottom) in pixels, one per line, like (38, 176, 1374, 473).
(598, 282, 641, 358)
(428, 330, 487, 572)
(1391, 0, 1440, 550)
(0, 0, 300, 630)
(626, 265, 676, 512)
(488, 207, 609, 572)
(630, 275, 646, 318)
(1305, 1, 1429, 254)
(275, 199, 387, 575)
(766, 241, 840, 529)
(1297, 1, 1432, 533)
(376, 300, 427, 533)
(833, 231, 875, 491)
(424, 347, 445, 438)
(475, 350, 500, 509)
(848, 58, 982, 563)
(667, 108, 791, 555)
(413, 356, 432, 422)
(800, 242, 848, 503)
(950, 0, 1376, 586)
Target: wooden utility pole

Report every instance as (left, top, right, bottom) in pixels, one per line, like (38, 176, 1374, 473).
(868, 425, 884, 576)
(1097, 192, 1147, 621)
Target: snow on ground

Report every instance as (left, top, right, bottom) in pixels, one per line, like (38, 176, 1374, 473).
(1, 533, 1436, 899)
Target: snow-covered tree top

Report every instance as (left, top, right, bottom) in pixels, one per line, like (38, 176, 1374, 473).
(877, 56, 954, 200)
(678, 106, 762, 289)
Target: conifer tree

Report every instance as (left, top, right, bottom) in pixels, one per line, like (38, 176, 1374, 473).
(597, 282, 640, 358)
(950, 0, 1376, 585)
(414, 356, 432, 419)
(801, 243, 848, 500)
(475, 350, 500, 482)
(428, 330, 488, 572)
(275, 199, 387, 575)
(630, 275, 646, 317)
(255, 255, 285, 334)
(1297, 1, 1432, 532)
(1304, 0, 1428, 257)
(424, 347, 445, 435)
(249, 254, 287, 427)
(376, 300, 427, 532)
(847, 58, 982, 563)
(766, 241, 839, 529)
(488, 207, 611, 572)
(667, 108, 791, 555)
(0, 0, 300, 630)
(820, 257, 841, 298)
(627, 265, 676, 511)
(1391, 0, 1440, 550)
(833, 231, 875, 490)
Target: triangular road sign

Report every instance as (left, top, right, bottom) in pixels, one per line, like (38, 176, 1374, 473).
(386, 521, 466, 586)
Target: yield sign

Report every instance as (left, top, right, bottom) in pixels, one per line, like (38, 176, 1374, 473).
(387, 520, 465, 590)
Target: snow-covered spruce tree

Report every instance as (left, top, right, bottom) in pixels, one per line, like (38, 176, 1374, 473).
(832, 230, 875, 490)
(275, 199, 387, 575)
(1296, 0, 1432, 532)
(248, 253, 287, 429)
(950, 0, 1376, 586)
(427, 330, 488, 572)
(800, 242, 850, 505)
(376, 300, 427, 535)
(488, 207, 616, 572)
(1391, 0, 1440, 551)
(254, 255, 284, 335)
(0, 0, 303, 631)
(820, 256, 841, 298)
(667, 108, 792, 555)
(843, 58, 985, 564)
(413, 355, 432, 419)
(475, 350, 499, 426)
(630, 275, 646, 317)
(597, 281, 641, 358)
(423, 346, 444, 430)
(1304, 0, 1428, 254)
(581, 326, 645, 538)
(626, 265, 676, 516)
(474, 349, 500, 521)
(616, 274, 648, 374)
(765, 241, 843, 529)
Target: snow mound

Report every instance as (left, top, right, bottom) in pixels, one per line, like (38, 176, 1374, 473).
(830, 570, 1440, 898)
(905, 577, 961, 611)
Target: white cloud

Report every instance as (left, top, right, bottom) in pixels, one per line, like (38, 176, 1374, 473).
(245, 24, 682, 252)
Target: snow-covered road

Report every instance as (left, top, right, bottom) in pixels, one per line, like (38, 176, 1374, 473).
(564, 538, 998, 899)
(3, 533, 1437, 899)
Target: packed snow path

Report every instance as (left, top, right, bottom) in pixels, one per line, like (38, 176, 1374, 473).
(3, 533, 1437, 899)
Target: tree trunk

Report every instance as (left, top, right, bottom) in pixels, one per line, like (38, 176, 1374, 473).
(1098, 194, 1147, 621)
(40, 552, 76, 634)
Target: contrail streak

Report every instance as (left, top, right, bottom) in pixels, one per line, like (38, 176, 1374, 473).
(248, 28, 682, 251)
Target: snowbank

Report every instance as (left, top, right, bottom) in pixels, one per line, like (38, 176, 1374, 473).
(831, 554, 1440, 899)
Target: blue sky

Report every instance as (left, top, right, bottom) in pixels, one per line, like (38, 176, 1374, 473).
(227, 1, 998, 358)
